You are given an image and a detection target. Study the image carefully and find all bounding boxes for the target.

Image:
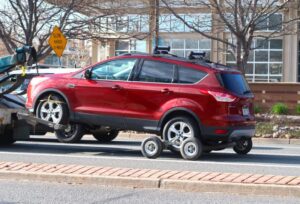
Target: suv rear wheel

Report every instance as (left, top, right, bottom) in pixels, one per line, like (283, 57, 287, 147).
(163, 116, 200, 152)
(233, 138, 253, 155)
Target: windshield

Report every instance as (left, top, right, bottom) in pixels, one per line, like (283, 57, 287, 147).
(218, 73, 251, 95)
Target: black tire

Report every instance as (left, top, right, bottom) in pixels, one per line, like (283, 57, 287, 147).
(36, 94, 68, 125)
(180, 137, 203, 160)
(141, 136, 164, 159)
(163, 116, 200, 153)
(92, 129, 119, 143)
(55, 124, 85, 143)
(233, 138, 253, 155)
(0, 127, 15, 146)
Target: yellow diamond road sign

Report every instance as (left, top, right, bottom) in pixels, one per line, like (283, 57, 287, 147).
(48, 26, 67, 57)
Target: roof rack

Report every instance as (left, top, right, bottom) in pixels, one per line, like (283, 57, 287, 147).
(188, 51, 206, 60)
(153, 46, 171, 55)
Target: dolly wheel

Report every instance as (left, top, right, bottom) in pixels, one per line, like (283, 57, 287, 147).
(180, 137, 203, 160)
(141, 137, 163, 159)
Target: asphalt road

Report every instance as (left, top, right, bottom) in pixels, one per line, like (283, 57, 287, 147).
(0, 134, 299, 176)
(0, 179, 299, 204)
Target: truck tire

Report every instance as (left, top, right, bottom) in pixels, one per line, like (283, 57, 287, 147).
(0, 127, 15, 145)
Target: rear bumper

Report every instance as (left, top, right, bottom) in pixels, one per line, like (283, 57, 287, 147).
(202, 125, 255, 142)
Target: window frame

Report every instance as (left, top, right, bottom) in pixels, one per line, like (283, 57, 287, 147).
(89, 58, 139, 82)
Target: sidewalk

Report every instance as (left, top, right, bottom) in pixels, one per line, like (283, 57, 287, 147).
(0, 161, 299, 197)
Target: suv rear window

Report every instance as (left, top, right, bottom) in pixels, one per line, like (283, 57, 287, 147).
(178, 66, 206, 84)
(218, 73, 251, 95)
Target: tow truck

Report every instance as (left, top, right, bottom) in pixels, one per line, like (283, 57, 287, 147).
(0, 46, 69, 145)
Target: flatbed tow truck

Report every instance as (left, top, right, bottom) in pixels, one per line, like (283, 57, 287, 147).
(0, 46, 67, 145)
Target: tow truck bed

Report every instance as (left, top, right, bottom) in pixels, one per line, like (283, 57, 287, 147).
(0, 94, 67, 144)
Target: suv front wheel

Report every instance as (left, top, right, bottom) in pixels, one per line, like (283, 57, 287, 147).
(92, 128, 119, 143)
(163, 116, 200, 153)
(55, 123, 85, 143)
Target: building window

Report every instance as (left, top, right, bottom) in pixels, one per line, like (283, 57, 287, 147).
(257, 14, 283, 31)
(101, 15, 149, 33)
(159, 38, 211, 59)
(159, 14, 212, 33)
(115, 40, 147, 56)
(227, 39, 283, 82)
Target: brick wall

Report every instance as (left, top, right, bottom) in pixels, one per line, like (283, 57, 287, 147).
(249, 83, 300, 111)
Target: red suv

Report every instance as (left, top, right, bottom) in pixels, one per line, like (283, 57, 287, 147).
(26, 49, 255, 160)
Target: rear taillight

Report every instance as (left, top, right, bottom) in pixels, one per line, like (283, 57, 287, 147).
(208, 91, 236, 102)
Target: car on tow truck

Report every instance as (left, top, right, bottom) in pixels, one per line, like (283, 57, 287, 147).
(26, 47, 255, 160)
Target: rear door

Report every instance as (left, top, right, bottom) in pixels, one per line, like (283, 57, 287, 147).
(124, 59, 180, 131)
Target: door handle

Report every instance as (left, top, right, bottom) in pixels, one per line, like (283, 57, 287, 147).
(111, 84, 122, 90)
(161, 88, 172, 94)
(67, 84, 75, 88)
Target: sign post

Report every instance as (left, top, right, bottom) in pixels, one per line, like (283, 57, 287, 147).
(48, 26, 67, 66)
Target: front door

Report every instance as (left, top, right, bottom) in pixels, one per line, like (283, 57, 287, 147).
(73, 58, 138, 128)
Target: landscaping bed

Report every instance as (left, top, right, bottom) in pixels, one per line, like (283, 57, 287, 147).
(255, 114, 300, 139)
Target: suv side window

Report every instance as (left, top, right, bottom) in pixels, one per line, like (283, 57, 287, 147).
(137, 60, 175, 83)
(91, 58, 137, 81)
(178, 66, 207, 84)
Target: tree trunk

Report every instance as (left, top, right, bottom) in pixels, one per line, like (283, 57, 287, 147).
(236, 41, 244, 73)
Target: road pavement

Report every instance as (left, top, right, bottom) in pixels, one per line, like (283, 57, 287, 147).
(0, 179, 299, 204)
(0, 134, 299, 176)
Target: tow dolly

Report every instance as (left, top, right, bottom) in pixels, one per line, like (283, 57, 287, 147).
(0, 46, 68, 145)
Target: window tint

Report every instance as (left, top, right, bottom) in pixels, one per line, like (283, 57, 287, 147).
(178, 66, 207, 84)
(137, 60, 175, 83)
(218, 73, 251, 95)
(91, 58, 137, 81)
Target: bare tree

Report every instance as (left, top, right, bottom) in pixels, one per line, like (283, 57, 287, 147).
(0, 0, 151, 62)
(161, 0, 299, 73)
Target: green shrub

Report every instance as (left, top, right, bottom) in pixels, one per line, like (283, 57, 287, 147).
(296, 105, 300, 115)
(271, 103, 288, 115)
(254, 105, 261, 114)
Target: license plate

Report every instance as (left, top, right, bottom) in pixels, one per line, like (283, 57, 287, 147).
(242, 107, 249, 116)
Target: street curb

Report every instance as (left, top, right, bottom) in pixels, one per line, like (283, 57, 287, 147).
(0, 171, 160, 189)
(161, 180, 300, 197)
(0, 162, 299, 198)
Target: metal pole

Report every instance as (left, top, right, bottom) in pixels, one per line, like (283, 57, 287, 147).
(154, 0, 160, 48)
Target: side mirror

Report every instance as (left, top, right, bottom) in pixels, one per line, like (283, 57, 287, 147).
(16, 52, 26, 64)
(84, 69, 91, 79)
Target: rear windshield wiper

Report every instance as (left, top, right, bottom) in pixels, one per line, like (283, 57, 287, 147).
(243, 90, 252, 94)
